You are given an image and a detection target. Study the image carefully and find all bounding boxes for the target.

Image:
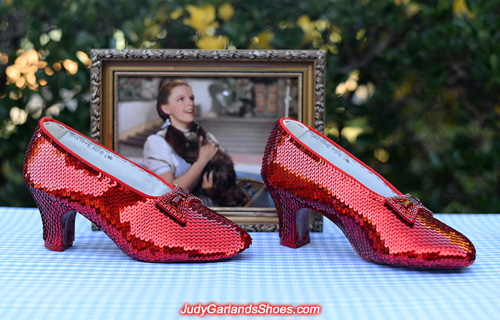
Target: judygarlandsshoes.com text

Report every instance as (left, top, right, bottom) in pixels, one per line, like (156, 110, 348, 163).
(180, 303, 321, 317)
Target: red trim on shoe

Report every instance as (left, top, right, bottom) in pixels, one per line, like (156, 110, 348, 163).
(39, 117, 172, 199)
(278, 118, 402, 196)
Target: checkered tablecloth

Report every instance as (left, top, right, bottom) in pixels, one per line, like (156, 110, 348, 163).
(0, 207, 498, 320)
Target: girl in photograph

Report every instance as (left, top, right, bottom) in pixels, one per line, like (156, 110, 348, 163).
(143, 80, 248, 207)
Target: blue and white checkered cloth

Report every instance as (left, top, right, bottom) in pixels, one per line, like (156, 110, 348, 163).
(0, 207, 498, 320)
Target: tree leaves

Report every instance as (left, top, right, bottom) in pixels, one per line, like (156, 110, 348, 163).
(0, 0, 499, 211)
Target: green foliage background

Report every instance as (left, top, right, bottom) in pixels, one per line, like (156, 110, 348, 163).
(1, 0, 499, 212)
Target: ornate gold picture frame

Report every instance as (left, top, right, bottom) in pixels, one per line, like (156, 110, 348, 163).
(90, 49, 325, 232)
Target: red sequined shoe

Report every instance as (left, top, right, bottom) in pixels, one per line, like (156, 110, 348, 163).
(261, 118, 475, 268)
(23, 117, 251, 262)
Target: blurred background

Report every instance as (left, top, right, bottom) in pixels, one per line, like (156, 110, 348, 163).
(1, 0, 499, 212)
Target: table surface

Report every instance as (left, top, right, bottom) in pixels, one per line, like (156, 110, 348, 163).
(0, 207, 498, 320)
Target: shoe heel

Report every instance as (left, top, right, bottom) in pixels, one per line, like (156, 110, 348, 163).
(28, 186, 77, 252)
(270, 188, 311, 248)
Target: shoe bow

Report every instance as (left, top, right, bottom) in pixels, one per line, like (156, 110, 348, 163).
(385, 194, 433, 224)
(156, 185, 201, 224)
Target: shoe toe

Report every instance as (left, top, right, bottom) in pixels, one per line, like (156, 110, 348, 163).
(119, 199, 251, 262)
(187, 203, 252, 260)
(402, 215, 476, 268)
(430, 220, 476, 268)
(369, 212, 476, 268)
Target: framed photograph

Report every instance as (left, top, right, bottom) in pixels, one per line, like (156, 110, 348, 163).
(90, 49, 325, 232)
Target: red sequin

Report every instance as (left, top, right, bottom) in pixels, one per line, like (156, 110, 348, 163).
(156, 186, 200, 224)
(386, 194, 433, 223)
(23, 117, 251, 262)
(261, 118, 475, 268)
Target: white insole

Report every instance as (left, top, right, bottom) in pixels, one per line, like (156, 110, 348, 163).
(44, 122, 171, 197)
(283, 120, 397, 198)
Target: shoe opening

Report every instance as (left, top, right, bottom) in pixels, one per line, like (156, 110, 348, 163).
(43, 121, 171, 197)
(283, 119, 397, 198)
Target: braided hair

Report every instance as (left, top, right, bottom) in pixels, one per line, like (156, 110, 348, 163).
(156, 80, 206, 163)
(156, 80, 248, 206)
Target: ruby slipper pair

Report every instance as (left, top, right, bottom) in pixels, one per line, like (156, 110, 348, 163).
(24, 117, 475, 267)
